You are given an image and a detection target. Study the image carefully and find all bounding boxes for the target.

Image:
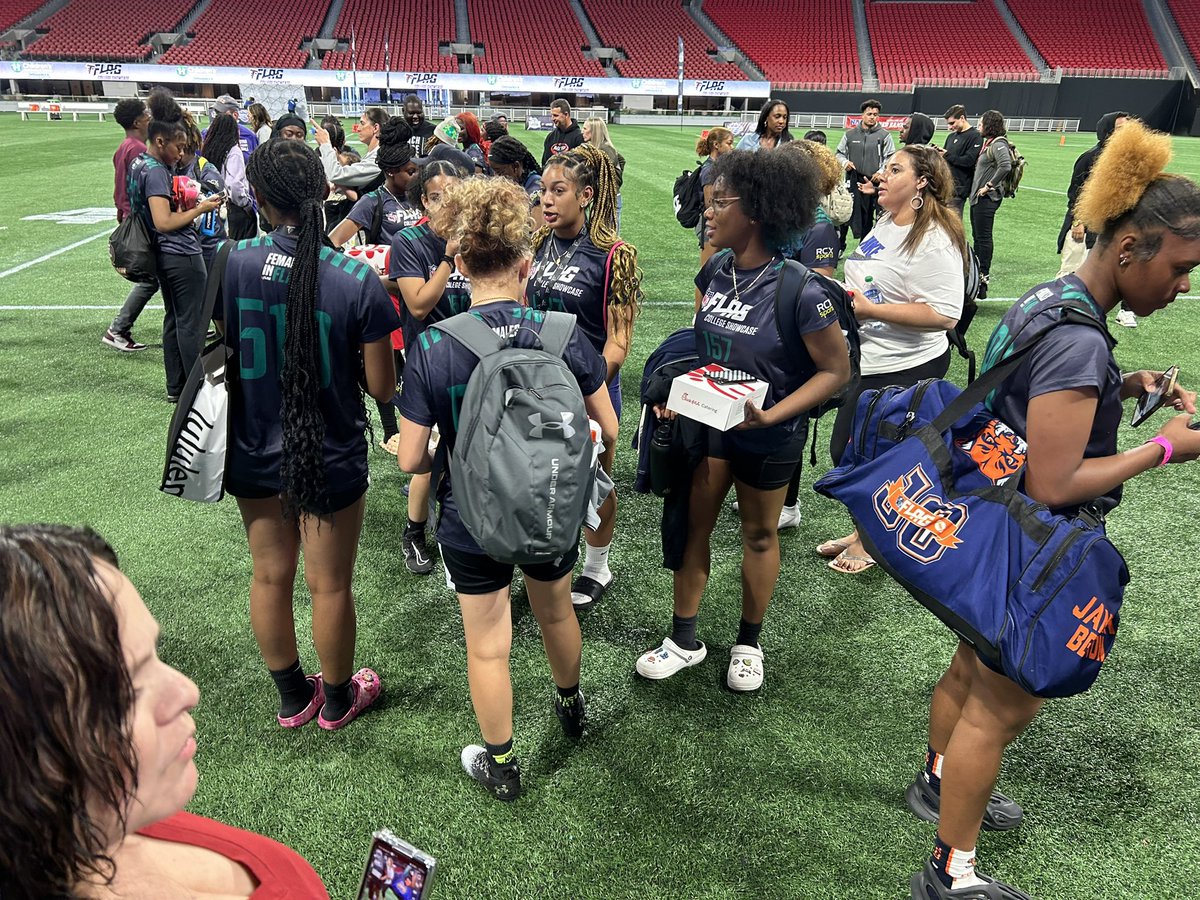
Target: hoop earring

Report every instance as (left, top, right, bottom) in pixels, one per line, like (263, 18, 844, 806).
(910, 194, 925, 211)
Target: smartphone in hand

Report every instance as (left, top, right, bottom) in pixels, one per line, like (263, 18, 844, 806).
(1131, 365, 1179, 427)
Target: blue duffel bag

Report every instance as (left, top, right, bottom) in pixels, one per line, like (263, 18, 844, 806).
(815, 301, 1129, 698)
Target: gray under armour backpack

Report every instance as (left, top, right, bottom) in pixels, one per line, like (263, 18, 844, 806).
(434, 310, 595, 565)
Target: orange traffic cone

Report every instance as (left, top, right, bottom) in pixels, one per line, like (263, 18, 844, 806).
(1059, 133, 1066, 146)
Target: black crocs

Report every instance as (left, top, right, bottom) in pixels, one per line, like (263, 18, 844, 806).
(910, 858, 1033, 900)
(905, 773, 1024, 831)
(570, 574, 613, 611)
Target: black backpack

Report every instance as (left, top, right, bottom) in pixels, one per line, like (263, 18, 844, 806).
(672, 161, 706, 228)
(774, 259, 860, 420)
(109, 213, 156, 283)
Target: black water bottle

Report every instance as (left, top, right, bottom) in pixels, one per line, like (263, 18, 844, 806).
(648, 420, 675, 497)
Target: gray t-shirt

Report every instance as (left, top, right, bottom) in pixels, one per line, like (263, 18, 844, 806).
(982, 275, 1121, 513)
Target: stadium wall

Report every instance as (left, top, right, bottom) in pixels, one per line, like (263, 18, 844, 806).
(776, 77, 1192, 134)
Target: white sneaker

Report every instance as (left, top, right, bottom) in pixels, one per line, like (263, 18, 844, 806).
(777, 504, 801, 530)
(727, 644, 764, 691)
(731, 499, 740, 515)
(635, 637, 707, 680)
(1116, 309, 1137, 328)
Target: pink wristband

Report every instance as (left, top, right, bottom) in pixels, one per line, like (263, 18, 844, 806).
(1147, 436, 1173, 467)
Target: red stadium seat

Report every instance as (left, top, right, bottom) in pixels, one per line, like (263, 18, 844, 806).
(0, 0, 47, 33)
(23, 0, 196, 60)
(581, 0, 742, 80)
(468, 0, 604, 76)
(159, 0, 327, 68)
(1007, 0, 1167, 73)
(322, 0, 457, 73)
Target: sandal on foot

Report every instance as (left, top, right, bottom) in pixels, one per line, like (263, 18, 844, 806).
(636, 637, 707, 680)
(816, 538, 853, 558)
(828, 549, 875, 574)
(318, 668, 382, 731)
(905, 773, 1024, 831)
(277, 674, 325, 729)
(726, 644, 764, 691)
(571, 573, 614, 610)
(910, 859, 1033, 899)
(380, 433, 400, 455)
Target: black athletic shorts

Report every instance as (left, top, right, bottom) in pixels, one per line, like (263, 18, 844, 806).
(226, 475, 368, 517)
(440, 542, 580, 595)
(704, 424, 806, 491)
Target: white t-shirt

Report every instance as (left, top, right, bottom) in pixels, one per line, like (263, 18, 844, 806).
(843, 215, 965, 375)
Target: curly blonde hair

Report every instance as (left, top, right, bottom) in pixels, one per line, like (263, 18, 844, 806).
(782, 139, 842, 196)
(536, 144, 643, 350)
(1076, 119, 1200, 257)
(440, 176, 532, 277)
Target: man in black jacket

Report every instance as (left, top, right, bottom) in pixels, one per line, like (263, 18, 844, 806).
(940, 105, 982, 217)
(542, 99, 585, 165)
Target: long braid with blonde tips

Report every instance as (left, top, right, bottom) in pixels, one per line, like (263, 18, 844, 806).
(534, 144, 643, 350)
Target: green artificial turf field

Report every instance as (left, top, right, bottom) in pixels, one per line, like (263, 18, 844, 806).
(2, 116, 1200, 899)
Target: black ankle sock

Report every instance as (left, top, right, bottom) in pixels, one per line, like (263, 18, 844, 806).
(736, 618, 763, 649)
(405, 517, 426, 538)
(269, 659, 313, 718)
(671, 613, 699, 651)
(322, 676, 354, 722)
(556, 683, 580, 706)
(485, 737, 517, 767)
(785, 460, 803, 507)
(376, 399, 398, 439)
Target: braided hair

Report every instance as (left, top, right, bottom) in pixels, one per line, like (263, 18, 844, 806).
(376, 118, 414, 171)
(488, 135, 541, 177)
(407, 159, 467, 209)
(202, 113, 239, 171)
(320, 116, 346, 152)
(246, 139, 334, 518)
(535, 144, 642, 351)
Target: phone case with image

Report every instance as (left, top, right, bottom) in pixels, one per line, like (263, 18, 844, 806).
(357, 829, 437, 900)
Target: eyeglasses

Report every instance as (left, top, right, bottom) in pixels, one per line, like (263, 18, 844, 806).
(710, 196, 742, 212)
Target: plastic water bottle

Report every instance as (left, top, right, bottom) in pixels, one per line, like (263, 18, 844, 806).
(861, 276, 885, 331)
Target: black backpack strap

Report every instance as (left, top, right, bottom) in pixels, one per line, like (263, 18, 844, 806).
(366, 189, 384, 244)
(774, 258, 809, 346)
(433, 312, 505, 359)
(930, 301, 1111, 433)
(535, 310, 578, 357)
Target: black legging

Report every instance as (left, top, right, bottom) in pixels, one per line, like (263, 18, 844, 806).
(829, 346, 953, 467)
(970, 197, 1001, 277)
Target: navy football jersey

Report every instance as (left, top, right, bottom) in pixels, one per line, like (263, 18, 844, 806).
(347, 188, 422, 243)
(220, 230, 402, 492)
(183, 156, 226, 263)
(791, 207, 840, 272)
(128, 153, 200, 256)
(526, 231, 611, 355)
(400, 301, 606, 553)
(387, 222, 472, 349)
(694, 250, 839, 451)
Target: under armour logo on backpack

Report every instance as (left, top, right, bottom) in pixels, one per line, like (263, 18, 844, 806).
(528, 412, 576, 439)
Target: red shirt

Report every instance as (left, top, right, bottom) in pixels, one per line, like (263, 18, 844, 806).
(113, 135, 146, 223)
(137, 811, 329, 900)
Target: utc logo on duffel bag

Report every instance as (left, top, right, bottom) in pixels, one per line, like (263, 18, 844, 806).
(872, 464, 969, 564)
(528, 412, 576, 439)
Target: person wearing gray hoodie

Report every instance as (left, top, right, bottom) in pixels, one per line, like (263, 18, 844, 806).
(836, 99, 896, 246)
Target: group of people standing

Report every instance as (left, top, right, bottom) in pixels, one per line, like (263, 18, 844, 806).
(53, 87, 1200, 900)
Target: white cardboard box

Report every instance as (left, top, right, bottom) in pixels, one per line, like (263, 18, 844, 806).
(667, 364, 769, 431)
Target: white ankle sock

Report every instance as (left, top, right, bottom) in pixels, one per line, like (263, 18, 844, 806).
(581, 542, 611, 583)
(947, 846, 985, 890)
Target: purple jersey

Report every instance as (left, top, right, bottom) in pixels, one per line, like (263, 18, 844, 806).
(219, 230, 402, 492)
(526, 231, 611, 355)
(399, 301, 606, 553)
(387, 222, 472, 350)
(695, 250, 839, 451)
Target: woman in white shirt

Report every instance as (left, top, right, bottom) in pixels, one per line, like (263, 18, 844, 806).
(820, 145, 966, 573)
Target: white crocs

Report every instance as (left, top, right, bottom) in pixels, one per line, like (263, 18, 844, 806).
(635, 637, 707, 680)
(726, 644, 764, 691)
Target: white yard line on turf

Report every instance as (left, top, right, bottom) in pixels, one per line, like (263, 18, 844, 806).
(0, 229, 113, 279)
(1018, 186, 1068, 196)
(0, 305, 163, 310)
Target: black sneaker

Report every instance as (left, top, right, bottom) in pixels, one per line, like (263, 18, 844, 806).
(905, 773, 1024, 831)
(910, 858, 1032, 899)
(460, 745, 522, 801)
(554, 688, 586, 739)
(402, 529, 435, 575)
